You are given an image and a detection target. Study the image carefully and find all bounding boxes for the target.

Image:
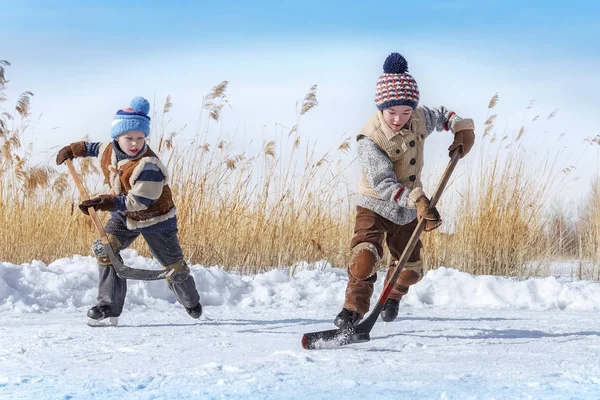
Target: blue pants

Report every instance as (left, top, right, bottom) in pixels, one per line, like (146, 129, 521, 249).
(96, 217, 200, 315)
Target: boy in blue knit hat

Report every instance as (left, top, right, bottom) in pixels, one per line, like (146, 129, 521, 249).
(57, 96, 202, 325)
(334, 53, 475, 328)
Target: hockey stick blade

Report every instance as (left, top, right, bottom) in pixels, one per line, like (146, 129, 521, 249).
(301, 305, 380, 350)
(106, 244, 173, 281)
(301, 326, 370, 350)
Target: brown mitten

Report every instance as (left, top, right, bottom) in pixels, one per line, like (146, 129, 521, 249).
(56, 141, 87, 165)
(449, 129, 475, 158)
(448, 118, 475, 158)
(78, 195, 117, 215)
(414, 196, 442, 232)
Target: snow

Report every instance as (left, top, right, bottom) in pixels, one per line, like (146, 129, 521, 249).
(1, 251, 600, 399)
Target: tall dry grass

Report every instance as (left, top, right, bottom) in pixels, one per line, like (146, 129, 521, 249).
(574, 176, 600, 280)
(1, 60, 598, 279)
(0, 63, 355, 270)
(422, 94, 575, 278)
(1, 60, 95, 264)
(149, 83, 355, 270)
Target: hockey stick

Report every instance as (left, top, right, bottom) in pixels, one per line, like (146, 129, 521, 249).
(65, 159, 174, 281)
(301, 151, 461, 349)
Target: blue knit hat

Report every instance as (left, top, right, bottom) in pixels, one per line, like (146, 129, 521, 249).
(375, 53, 420, 110)
(111, 96, 151, 139)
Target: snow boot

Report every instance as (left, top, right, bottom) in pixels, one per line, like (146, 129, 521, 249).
(334, 308, 362, 328)
(380, 298, 400, 322)
(87, 305, 120, 320)
(185, 303, 203, 319)
(87, 305, 120, 327)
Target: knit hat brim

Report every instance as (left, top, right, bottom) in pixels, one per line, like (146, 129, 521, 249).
(376, 98, 419, 111)
(111, 118, 151, 138)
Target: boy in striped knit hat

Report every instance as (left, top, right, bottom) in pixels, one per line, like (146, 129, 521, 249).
(334, 53, 475, 328)
(56, 96, 202, 323)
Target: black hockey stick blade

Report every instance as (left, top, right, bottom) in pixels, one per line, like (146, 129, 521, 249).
(301, 326, 370, 350)
(301, 303, 381, 350)
(106, 244, 174, 281)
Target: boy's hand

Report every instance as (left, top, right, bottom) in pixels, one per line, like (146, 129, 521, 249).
(78, 195, 117, 215)
(56, 141, 87, 165)
(448, 129, 475, 158)
(414, 195, 442, 232)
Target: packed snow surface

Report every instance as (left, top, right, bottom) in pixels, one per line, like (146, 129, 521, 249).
(1, 252, 599, 399)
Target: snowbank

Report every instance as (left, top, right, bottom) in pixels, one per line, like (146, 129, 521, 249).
(1, 251, 599, 313)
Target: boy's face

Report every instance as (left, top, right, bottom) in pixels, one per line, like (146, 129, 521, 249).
(382, 105, 413, 132)
(116, 130, 146, 156)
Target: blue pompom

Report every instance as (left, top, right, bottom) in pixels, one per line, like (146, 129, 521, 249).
(383, 53, 409, 74)
(130, 96, 150, 115)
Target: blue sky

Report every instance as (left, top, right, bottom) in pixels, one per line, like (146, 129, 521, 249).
(4, 1, 599, 57)
(2, 1, 599, 204)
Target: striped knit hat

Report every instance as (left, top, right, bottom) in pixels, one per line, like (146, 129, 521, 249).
(375, 53, 419, 110)
(111, 96, 151, 139)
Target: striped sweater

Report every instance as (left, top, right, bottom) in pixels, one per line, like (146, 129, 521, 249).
(84, 141, 177, 233)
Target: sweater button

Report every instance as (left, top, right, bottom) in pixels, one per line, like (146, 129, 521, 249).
(410, 158, 416, 165)
(395, 149, 401, 154)
(409, 140, 416, 147)
(409, 175, 416, 182)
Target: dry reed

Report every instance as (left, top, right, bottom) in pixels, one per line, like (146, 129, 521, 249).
(1, 62, 598, 279)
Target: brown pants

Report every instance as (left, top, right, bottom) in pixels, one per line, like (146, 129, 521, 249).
(343, 206, 423, 316)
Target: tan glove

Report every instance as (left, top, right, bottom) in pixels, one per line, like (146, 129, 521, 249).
(407, 188, 442, 232)
(449, 129, 475, 158)
(448, 118, 475, 158)
(415, 196, 442, 232)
